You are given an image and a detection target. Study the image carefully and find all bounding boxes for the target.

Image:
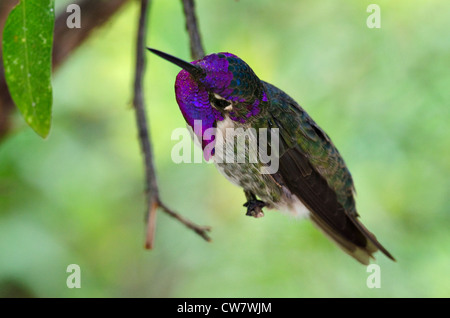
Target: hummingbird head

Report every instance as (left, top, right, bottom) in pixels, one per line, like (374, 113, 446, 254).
(148, 48, 267, 159)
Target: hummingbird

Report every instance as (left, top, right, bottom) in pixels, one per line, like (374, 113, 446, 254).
(148, 48, 395, 265)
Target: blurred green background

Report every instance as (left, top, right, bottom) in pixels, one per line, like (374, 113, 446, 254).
(0, 0, 449, 297)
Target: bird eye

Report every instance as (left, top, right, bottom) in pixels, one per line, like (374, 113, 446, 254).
(213, 98, 231, 109)
(210, 93, 231, 109)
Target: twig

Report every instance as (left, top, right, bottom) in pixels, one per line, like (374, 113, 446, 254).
(133, 0, 159, 249)
(159, 202, 211, 242)
(133, 0, 211, 249)
(181, 0, 205, 60)
(0, 0, 211, 247)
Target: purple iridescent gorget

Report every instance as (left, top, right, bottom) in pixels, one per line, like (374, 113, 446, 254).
(174, 52, 267, 160)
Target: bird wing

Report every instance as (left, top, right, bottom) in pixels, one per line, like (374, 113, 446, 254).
(262, 81, 394, 264)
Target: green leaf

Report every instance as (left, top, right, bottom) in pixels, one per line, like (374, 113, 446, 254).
(2, 0, 55, 138)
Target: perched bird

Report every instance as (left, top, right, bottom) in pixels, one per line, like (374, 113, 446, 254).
(148, 48, 395, 265)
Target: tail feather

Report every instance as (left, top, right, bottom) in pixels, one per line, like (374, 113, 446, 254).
(309, 213, 395, 265)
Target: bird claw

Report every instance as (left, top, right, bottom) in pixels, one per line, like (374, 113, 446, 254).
(243, 200, 266, 218)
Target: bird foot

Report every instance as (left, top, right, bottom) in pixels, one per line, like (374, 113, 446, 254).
(243, 200, 266, 218)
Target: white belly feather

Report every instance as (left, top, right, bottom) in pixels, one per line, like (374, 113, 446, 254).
(212, 116, 310, 219)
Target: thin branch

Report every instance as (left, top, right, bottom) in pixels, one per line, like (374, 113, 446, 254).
(133, 0, 211, 249)
(1, 0, 211, 248)
(132, 0, 159, 249)
(181, 0, 205, 60)
(133, 0, 158, 201)
(159, 202, 211, 242)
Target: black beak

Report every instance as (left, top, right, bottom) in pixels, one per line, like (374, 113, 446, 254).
(147, 47, 205, 78)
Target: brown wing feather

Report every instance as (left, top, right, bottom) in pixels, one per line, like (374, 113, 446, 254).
(278, 146, 395, 264)
(262, 81, 394, 263)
